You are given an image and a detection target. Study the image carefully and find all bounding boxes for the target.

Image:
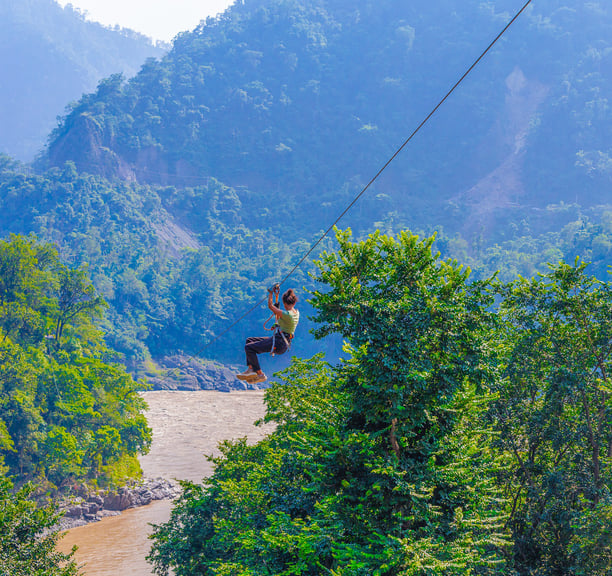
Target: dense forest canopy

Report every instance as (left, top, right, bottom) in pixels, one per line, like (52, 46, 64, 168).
(45, 0, 611, 241)
(0, 0, 165, 161)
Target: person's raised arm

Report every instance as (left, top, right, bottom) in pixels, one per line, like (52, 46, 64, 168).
(267, 288, 282, 318)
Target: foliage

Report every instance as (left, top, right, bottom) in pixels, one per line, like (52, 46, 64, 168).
(150, 229, 612, 575)
(0, 475, 80, 576)
(490, 260, 612, 575)
(0, 234, 151, 489)
(307, 229, 510, 574)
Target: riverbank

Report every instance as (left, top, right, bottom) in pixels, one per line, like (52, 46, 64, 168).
(142, 355, 270, 392)
(58, 387, 273, 531)
(56, 477, 180, 531)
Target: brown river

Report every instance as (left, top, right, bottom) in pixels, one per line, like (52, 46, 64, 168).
(58, 390, 273, 575)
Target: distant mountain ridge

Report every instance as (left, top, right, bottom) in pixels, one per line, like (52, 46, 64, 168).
(0, 0, 166, 161)
(43, 0, 612, 239)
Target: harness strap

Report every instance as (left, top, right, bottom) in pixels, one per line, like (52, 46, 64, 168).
(271, 325, 292, 356)
(265, 283, 294, 356)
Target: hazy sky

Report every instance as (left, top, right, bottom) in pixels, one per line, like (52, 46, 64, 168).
(57, 0, 235, 43)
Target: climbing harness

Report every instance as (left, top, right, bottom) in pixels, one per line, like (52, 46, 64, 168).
(270, 327, 292, 357)
(263, 282, 293, 356)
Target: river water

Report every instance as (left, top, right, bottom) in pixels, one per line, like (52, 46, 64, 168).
(58, 390, 272, 575)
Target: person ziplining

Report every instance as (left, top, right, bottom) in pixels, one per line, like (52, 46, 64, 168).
(152, 0, 531, 387)
(236, 284, 300, 384)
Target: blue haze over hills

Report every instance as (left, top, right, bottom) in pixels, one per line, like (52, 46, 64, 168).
(0, 0, 610, 368)
(0, 0, 166, 161)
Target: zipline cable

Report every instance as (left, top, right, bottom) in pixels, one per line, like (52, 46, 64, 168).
(163, 0, 533, 376)
(276, 0, 534, 288)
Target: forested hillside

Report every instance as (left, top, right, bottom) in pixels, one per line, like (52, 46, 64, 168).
(0, 0, 165, 161)
(0, 234, 153, 573)
(45, 0, 611, 241)
(0, 235, 151, 490)
(1, 156, 612, 369)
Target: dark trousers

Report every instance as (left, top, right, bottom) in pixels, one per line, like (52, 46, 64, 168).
(245, 334, 288, 372)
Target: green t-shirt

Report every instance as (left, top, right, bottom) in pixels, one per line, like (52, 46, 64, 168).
(278, 309, 299, 335)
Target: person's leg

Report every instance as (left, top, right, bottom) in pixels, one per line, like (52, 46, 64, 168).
(245, 336, 273, 374)
(244, 337, 260, 372)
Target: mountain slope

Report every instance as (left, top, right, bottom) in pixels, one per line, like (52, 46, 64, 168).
(0, 0, 166, 161)
(45, 0, 612, 241)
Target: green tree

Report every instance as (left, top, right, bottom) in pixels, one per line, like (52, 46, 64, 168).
(307, 229, 509, 574)
(0, 235, 56, 347)
(0, 475, 80, 576)
(491, 261, 612, 575)
(42, 426, 84, 487)
(53, 265, 107, 346)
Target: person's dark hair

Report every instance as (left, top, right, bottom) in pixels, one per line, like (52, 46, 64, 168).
(282, 289, 298, 307)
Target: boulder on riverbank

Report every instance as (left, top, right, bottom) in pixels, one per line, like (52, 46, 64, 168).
(56, 478, 179, 531)
(144, 355, 269, 392)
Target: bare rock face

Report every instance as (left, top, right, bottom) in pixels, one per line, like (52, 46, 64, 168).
(103, 490, 134, 512)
